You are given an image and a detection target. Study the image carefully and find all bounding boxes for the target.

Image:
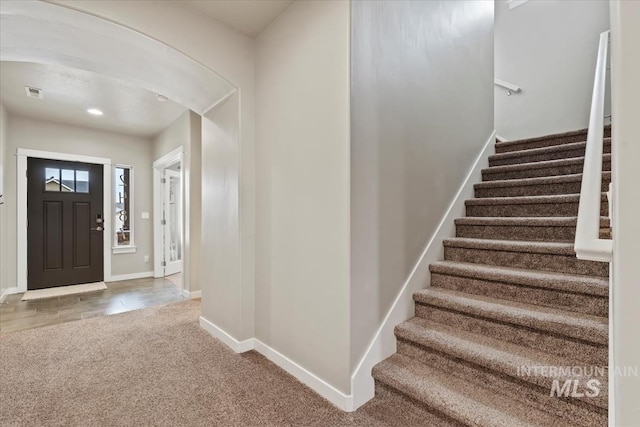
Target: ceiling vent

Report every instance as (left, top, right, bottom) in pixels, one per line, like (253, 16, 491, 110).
(24, 86, 43, 99)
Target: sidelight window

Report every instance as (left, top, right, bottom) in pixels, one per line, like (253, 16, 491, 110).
(113, 165, 135, 253)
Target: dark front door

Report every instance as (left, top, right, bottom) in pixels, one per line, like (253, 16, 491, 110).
(27, 158, 104, 290)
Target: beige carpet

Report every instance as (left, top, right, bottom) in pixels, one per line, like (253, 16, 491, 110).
(0, 300, 444, 426)
(21, 282, 107, 301)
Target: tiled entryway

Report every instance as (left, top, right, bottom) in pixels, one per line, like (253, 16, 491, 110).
(0, 274, 188, 335)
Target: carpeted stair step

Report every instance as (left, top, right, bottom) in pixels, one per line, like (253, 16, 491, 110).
(443, 238, 609, 277)
(489, 139, 611, 167)
(372, 353, 569, 427)
(455, 216, 610, 242)
(482, 154, 611, 181)
(413, 288, 607, 366)
(395, 318, 608, 420)
(495, 126, 611, 154)
(429, 261, 608, 316)
(465, 193, 608, 218)
(474, 172, 612, 198)
(371, 383, 462, 427)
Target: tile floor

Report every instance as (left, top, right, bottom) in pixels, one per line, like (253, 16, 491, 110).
(0, 274, 187, 335)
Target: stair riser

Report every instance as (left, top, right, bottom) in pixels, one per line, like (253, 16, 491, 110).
(430, 273, 608, 316)
(415, 303, 607, 366)
(372, 383, 462, 427)
(444, 246, 609, 277)
(465, 200, 608, 218)
(495, 128, 611, 154)
(397, 340, 608, 422)
(475, 176, 611, 198)
(483, 159, 611, 181)
(489, 142, 611, 167)
(456, 224, 577, 242)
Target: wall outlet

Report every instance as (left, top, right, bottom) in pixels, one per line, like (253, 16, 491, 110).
(141, 212, 150, 219)
(143, 255, 149, 263)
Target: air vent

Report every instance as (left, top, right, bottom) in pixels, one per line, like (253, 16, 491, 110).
(24, 86, 43, 99)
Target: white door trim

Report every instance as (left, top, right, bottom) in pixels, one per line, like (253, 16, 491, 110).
(16, 148, 113, 292)
(152, 146, 184, 278)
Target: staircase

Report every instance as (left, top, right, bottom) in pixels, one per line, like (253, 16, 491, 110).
(371, 127, 611, 427)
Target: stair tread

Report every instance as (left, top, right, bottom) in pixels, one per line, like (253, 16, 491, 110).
(444, 237, 577, 254)
(413, 287, 607, 344)
(396, 317, 608, 395)
(475, 172, 611, 189)
(489, 139, 610, 162)
(483, 154, 611, 175)
(429, 261, 608, 296)
(373, 354, 567, 427)
(455, 216, 610, 227)
(495, 126, 609, 148)
(466, 193, 607, 206)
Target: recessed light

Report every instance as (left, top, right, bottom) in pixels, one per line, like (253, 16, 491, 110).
(87, 108, 103, 116)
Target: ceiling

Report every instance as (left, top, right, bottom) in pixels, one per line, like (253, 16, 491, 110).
(0, 61, 188, 138)
(181, 0, 295, 37)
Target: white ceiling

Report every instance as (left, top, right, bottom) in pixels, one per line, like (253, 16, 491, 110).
(181, 0, 295, 37)
(0, 61, 188, 138)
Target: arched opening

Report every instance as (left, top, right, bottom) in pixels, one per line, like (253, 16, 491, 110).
(0, 1, 241, 310)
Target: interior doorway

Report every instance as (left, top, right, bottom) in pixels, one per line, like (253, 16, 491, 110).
(163, 164, 182, 276)
(153, 147, 183, 280)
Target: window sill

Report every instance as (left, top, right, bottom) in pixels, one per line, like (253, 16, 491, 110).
(113, 245, 137, 254)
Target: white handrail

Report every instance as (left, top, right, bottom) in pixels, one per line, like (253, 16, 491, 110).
(494, 78, 521, 94)
(575, 31, 612, 262)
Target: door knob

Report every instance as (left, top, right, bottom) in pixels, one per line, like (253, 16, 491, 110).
(91, 226, 103, 232)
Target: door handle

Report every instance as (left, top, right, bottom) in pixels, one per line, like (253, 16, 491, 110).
(91, 226, 103, 232)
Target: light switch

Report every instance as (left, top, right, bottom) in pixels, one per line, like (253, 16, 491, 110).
(141, 212, 150, 219)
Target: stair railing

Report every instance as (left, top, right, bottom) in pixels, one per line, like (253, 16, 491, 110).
(575, 30, 612, 262)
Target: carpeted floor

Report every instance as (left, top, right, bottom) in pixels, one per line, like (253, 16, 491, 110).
(0, 300, 443, 427)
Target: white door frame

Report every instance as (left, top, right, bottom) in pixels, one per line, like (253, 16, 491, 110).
(152, 146, 183, 278)
(16, 148, 112, 292)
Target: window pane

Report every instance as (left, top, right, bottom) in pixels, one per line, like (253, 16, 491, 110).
(114, 167, 131, 246)
(61, 169, 75, 192)
(45, 168, 60, 192)
(76, 171, 89, 193)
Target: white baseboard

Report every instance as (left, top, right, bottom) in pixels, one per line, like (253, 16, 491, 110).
(107, 271, 154, 283)
(0, 287, 19, 302)
(253, 339, 354, 411)
(199, 316, 254, 353)
(199, 316, 354, 411)
(182, 289, 201, 299)
(495, 133, 508, 142)
(349, 130, 497, 410)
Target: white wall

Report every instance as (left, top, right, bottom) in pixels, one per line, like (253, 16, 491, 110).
(495, 0, 610, 140)
(152, 110, 202, 293)
(255, 0, 351, 393)
(350, 0, 494, 375)
(2, 113, 154, 287)
(611, 1, 640, 425)
(201, 92, 248, 338)
(0, 102, 7, 298)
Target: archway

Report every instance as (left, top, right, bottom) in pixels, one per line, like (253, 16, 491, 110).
(0, 0, 240, 306)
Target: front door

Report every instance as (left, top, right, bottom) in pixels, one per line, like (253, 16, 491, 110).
(27, 158, 104, 290)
